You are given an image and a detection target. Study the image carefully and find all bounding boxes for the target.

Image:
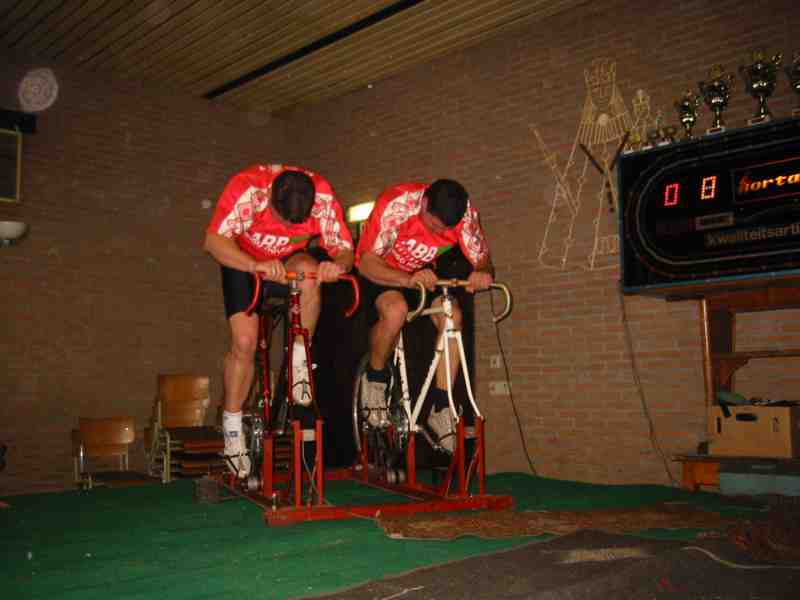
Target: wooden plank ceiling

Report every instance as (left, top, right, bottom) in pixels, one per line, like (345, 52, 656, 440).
(0, 0, 586, 115)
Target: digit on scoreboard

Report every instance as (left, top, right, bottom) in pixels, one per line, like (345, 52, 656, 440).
(700, 175, 718, 200)
(664, 182, 680, 207)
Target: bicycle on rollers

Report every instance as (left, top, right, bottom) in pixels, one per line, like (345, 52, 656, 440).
(233, 270, 359, 506)
(352, 278, 511, 493)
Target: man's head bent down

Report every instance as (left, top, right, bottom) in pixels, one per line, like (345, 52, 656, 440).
(272, 170, 316, 224)
(424, 179, 468, 229)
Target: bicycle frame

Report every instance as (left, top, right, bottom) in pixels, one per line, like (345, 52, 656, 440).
(400, 283, 480, 436)
(398, 279, 511, 435)
(246, 270, 359, 427)
(361, 279, 512, 495)
(234, 271, 358, 506)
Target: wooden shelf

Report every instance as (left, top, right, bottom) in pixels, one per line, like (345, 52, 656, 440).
(701, 286, 800, 413)
(712, 349, 800, 390)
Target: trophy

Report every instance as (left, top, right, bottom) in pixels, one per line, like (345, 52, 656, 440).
(644, 128, 660, 149)
(698, 64, 735, 134)
(675, 90, 701, 139)
(785, 51, 800, 117)
(623, 130, 642, 154)
(740, 49, 782, 125)
(662, 124, 678, 144)
(645, 113, 678, 147)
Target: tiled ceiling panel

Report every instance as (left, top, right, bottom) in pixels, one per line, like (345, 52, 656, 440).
(1, 0, 587, 114)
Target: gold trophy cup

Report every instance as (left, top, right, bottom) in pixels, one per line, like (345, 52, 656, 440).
(740, 49, 782, 125)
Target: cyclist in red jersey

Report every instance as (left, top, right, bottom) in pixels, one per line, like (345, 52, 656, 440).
(205, 164, 353, 477)
(355, 179, 493, 452)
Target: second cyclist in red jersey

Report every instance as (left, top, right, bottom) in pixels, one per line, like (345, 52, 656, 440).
(355, 179, 493, 452)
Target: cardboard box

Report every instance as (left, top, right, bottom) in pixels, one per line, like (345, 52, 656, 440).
(709, 405, 800, 458)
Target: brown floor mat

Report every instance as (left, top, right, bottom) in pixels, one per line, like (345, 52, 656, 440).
(729, 506, 800, 564)
(378, 502, 740, 540)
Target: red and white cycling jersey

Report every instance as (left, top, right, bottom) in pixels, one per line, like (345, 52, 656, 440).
(206, 164, 353, 261)
(355, 182, 488, 273)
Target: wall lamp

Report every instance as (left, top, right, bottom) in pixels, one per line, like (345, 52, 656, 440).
(0, 220, 28, 247)
(346, 201, 374, 224)
(346, 201, 374, 240)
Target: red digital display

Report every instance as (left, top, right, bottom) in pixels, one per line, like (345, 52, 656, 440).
(700, 175, 717, 200)
(664, 182, 680, 207)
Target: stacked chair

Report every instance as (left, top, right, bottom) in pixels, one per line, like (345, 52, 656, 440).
(145, 374, 226, 483)
(72, 416, 153, 489)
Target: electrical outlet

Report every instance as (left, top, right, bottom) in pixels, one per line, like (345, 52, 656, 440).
(489, 381, 510, 396)
(490, 354, 502, 369)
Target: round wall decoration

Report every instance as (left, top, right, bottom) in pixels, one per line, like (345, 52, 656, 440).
(18, 68, 59, 112)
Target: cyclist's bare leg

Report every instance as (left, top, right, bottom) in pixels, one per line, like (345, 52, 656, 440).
(427, 297, 462, 452)
(224, 311, 259, 412)
(369, 290, 408, 370)
(223, 311, 259, 476)
(285, 252, 321, 337)
(429, 296, 462, 390)
(362, 290, 407, 427)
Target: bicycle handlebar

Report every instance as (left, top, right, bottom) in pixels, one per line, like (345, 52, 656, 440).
(406, 282, 428, 322)
(405, 279, 513, 323)
(245, 271, 361, 318)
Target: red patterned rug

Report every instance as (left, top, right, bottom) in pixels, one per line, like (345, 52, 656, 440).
(378, 502, 740, 540)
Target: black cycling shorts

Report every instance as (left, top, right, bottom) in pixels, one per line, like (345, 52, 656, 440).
(221, 266, 289, 319)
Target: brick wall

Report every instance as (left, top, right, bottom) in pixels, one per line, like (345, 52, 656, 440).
(3, 0, 800, 494)
(0, 53, 286, 494)
(277, 0, 800, 484)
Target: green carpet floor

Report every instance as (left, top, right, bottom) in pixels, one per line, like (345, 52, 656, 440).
(1, 473, 757, 600)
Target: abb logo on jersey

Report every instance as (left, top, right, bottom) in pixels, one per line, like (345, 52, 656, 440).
(394, 239, 438, 267)
(250, 233, 290, 253)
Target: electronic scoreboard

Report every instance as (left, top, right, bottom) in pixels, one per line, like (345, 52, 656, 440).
(619, 119, 800, 296)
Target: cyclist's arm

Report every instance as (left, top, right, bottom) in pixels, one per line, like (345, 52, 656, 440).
(359, 252, 413, 287)
(472, 255, 495, 278)
(331, 249, 354, 272)
(466, 256, 494, 292)
(317, 249, 354, 282)
(204, 232, 258, 273)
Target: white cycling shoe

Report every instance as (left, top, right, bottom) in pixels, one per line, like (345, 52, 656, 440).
(223, 432, 251, 479)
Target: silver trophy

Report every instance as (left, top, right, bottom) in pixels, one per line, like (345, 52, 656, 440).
(698, 64, 735, 134)
(675, 90, 702, 139)
(740, 49, 782, 125)
(785, 51, 800, 117)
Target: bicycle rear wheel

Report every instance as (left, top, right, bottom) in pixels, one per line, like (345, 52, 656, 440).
(352, 354, 369, 453)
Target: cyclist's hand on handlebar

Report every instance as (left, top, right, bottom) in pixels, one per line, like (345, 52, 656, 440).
(253, 259, 287, 284)
(316, 260, 345, 283)
(466, 270, 493, 293)
(409, 268, 438, 291)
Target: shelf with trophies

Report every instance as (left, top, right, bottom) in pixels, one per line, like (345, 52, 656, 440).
(624, 48, 800, 153)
